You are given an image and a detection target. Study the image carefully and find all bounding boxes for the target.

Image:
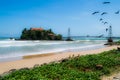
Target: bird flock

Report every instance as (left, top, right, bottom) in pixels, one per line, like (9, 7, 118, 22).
(92, 1, 119, 33)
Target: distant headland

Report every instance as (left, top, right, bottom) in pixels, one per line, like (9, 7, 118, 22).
(19, 27, 63, 40)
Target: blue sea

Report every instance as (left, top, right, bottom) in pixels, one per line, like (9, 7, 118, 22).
(0, 37, 119, 62)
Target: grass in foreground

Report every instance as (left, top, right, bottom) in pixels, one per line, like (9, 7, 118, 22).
(1, 49, 120, 80)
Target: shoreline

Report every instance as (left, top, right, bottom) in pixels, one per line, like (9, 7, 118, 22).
(0, 45, 119, 75)
(23, 53, 55, 59)
(23, 45, 106, 59)
(0, 43, 105, 62)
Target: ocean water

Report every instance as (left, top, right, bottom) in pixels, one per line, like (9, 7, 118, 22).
(0, 37, 117, 62)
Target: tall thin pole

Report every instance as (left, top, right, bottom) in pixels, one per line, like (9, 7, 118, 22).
(108, 25, 112, 39)
(68, 28, 70, 38)
(108, 25, 113, 43)
(66, 28, 73, 41)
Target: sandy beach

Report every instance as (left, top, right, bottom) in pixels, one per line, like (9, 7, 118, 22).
(0, 45, 119, 75)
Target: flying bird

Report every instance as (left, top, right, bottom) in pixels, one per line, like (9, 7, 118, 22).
(115, 10, 120, 14)
(110, 25, 112, 28)
(101, 12, 107, 15)
(106, 28, 108, 32)
(99, 18, 103, 21)
(92, 11, 99, 15)
(104, 22, 108, 25)
(103, 2, 111, 4)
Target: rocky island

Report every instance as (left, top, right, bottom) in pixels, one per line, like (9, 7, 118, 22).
(20, 28, 62, 40)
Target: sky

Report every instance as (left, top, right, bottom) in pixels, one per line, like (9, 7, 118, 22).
(0, 0, 120, 37)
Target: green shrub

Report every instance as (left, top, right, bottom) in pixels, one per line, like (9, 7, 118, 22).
(1, 49, 120, 80)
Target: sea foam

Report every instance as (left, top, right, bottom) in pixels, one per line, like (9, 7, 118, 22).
(0, 40, 106, 62)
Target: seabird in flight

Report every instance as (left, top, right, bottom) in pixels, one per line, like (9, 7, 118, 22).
(92, 11, 99, 15)
(103, 2, 111, 4)
(99, 18, 103, 21)
(101, 12, 107, 15)
(106, 28, 108, 32)
(104, 22, 108, 25)
(115, 10, 120, 14)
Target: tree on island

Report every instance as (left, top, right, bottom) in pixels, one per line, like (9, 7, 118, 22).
(20, 28, 62, 40)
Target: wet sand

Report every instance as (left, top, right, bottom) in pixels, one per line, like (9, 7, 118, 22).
(0, 45, 119, 75)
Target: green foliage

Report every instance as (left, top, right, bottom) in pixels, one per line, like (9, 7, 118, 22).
(20, 28, 63, 40)
(114, 40, 120, 45)
(1, 49, 120, 80)
(55, 34, 62, 40)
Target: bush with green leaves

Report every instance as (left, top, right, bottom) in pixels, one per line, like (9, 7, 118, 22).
(114, 40, 120, 45)
(20, 28, 63, 40)
(1, 49, 120, 80)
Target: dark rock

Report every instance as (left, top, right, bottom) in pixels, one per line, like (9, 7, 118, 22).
(60, 58, 68, 62)
(113, 77, 119, 79)
(117, 47, 120, 51)
(66, 38, 73, 41)
(104, 43, 109, 45)
(19, 67, 29, 70)
(9, 69, 16, 72)
(96, 64, 103, 70)
(108, 38, 113, 43)
(41, 63, 47, 66)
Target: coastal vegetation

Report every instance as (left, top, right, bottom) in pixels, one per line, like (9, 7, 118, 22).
(104, 40, 120, 45)
(114, 40, 120, 45)
(20, 28, 62, 40)
(1, 49, 120, 80)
